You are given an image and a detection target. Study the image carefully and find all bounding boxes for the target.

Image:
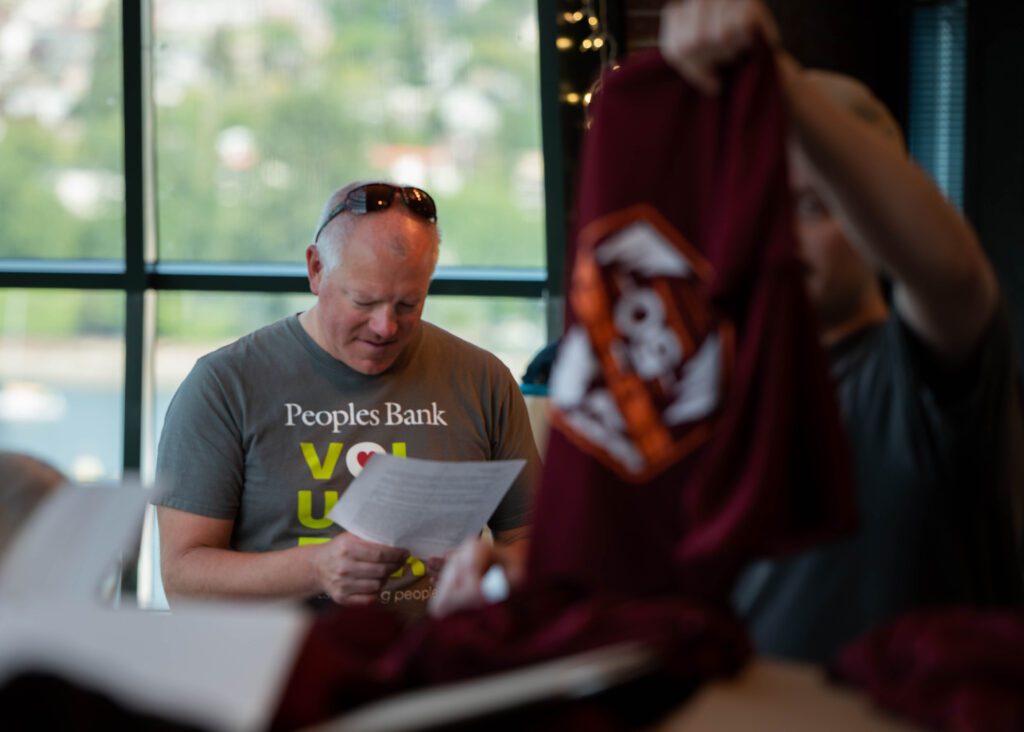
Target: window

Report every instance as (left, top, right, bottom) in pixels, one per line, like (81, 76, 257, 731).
(0, 0, 124, 260)
(0, 289, 125, 481)
(152, 1, 546, 268)
(909, 0, 966, 208)
(0, 0, 560, 604)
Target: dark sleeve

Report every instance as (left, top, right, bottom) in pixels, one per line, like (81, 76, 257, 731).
(899, 302, 1024, 600)
(901, 301, 1017, 413)
(154, 357, 245, 519)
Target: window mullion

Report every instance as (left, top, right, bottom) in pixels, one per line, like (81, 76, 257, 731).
(121, 0, 149, 477)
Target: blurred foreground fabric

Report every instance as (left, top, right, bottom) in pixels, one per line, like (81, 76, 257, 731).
(833, 606, 1024, 732)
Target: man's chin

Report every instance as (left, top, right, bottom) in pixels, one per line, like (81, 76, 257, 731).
(347, 346, 400, 375)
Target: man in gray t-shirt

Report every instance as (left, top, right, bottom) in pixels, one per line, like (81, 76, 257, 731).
(156, 181, 539, 619)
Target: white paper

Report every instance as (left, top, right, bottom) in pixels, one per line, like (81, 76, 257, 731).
(0, 478, 311, 732)
(0, 479, 159, 604)
(328, 455, 526, 557)
(0, 602, 310, 732)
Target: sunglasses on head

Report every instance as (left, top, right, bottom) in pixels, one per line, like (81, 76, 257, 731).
(313, 183, 437, 243)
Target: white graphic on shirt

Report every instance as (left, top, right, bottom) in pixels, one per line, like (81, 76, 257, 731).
(614, 287, 684, 381)
(550, 328, 645, 474)
(551, 206, 730, 481)
(595, 220, 692, 278)
(284, 401, 448, 433)
(665, 331, 721, 425)
(346, 441, 386, 478)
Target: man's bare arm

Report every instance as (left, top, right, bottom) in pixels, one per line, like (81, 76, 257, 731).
(158, 506, 406, 604)
(778, 58, 998, 363)
(659, 0, 998, 363)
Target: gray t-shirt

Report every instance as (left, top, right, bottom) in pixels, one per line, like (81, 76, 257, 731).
(156, 315, 539, 615)
(733, 307, 1024, 663)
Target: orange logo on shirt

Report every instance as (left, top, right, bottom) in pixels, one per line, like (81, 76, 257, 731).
(550, 204, 734, 482)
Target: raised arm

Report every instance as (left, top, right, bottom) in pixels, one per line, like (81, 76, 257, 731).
(777, 60, 997, 362)
(659, 0, 998, 363)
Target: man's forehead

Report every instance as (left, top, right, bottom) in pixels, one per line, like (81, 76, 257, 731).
(336, 218, 435, 274)
(346, 206, 432, 245)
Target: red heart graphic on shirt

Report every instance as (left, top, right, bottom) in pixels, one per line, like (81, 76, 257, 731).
(357, 451, 374, 467)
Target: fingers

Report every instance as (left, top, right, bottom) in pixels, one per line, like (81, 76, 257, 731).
(660, 0, 720, 94)
(333, 532, 408, 565)
(751, 2, 781, 49)
(333, 576, 387, 596)
(428, 538, 496, 619)
(425, 556, 446, 583)
(345, 557, 400, 581)
(338, 593, 381, 607)
(659, 0, 782, 94)
(314, 533, 409, 603)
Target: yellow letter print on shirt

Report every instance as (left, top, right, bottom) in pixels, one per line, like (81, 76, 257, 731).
(300, 442, 342, 480)
(297, 441, 407, 546)
(298, 490, 338, 530)
(391, 555, 426, 579)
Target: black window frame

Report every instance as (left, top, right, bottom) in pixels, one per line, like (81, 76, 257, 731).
(0, 0, 569, 479)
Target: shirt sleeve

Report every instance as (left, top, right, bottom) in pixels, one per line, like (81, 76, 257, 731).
(898, 300, 1017, 416)
(898, 301, 1024, 596)
(154, 357, 245, 520)
(485, 363, 541, 533)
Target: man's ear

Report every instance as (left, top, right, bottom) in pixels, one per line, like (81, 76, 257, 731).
(306, 244, 323, 295)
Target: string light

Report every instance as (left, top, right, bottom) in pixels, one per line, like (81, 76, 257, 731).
(557, 0, 619, 115)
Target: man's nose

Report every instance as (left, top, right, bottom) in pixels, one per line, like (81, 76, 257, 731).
(368, 307, 399, 339)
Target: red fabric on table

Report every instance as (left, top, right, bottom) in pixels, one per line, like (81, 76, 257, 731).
(269, 604, 406, 730)
(271, 583, 750, 731)
(832, 607, 1024, 732)
(528, 43, 856, 605)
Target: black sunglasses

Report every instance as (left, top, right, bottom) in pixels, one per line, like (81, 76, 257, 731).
(313, 183, 437, 243)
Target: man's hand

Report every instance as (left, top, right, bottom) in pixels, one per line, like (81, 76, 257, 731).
(427, 531, 528, 619)
(425, 556, 447, 584)
(427, 539, 496, 618)
(312, 533, 408, 605)
(659, 0, 780, 94)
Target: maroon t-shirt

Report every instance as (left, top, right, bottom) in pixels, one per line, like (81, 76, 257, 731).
(528, 44, 856, 604)
(833, 607, 1024, 732)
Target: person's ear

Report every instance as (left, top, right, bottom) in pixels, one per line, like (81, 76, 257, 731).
(306, 244, 323, 295)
